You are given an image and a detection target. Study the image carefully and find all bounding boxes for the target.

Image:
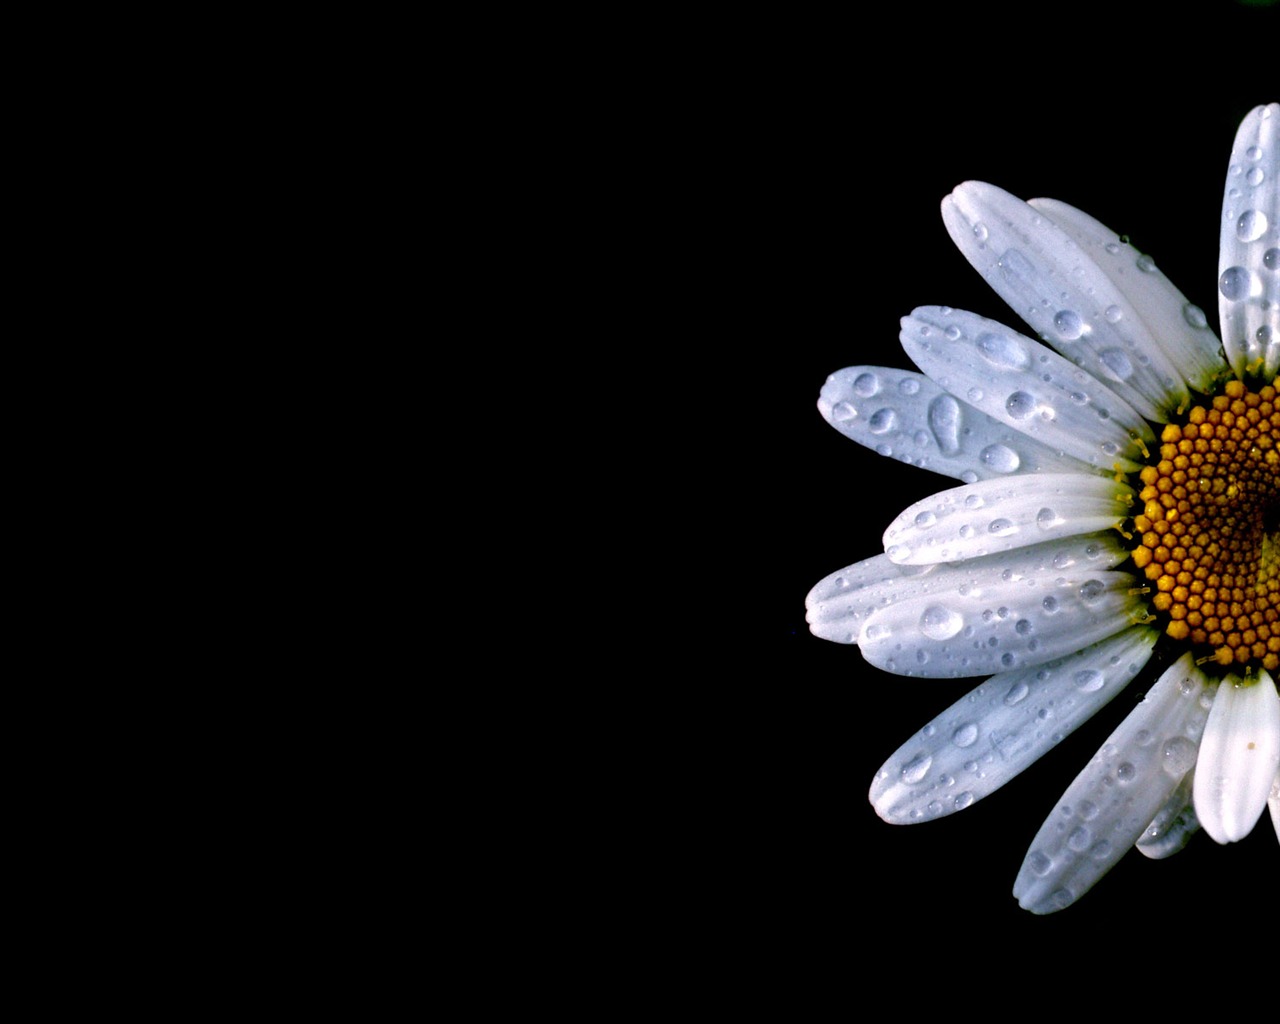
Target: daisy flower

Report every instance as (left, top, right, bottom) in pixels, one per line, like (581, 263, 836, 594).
(805, 103, 1280, 913)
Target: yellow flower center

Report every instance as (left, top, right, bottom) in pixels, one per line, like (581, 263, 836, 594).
(1129, 378, 1280, 672)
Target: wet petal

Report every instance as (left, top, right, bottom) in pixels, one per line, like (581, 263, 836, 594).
(942, 180, 1189, 421)
(1013, 654, 1216, 914)
(869, 626, 1155, 823)
(817, 365, 1097, 482)
(858, 570, 1143, 679)
(1135, 769, 1200, 860)
(882, 473, 1133, 566)
(807, 533, 1128, 646)
(900, 306, 1152, 472)
(1193, 669, 1280, 844)
(1218, 103, 1279, 380)
(1026, 198, 1228, 396)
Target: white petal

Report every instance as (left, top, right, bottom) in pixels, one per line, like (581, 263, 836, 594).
(1193, 669, 1280, 844)
(1218, 103, 1279, 380)
(901, 307, 1152, 473)
(1027, 198, 1228, 396)
(805, 554, 935, 645)
(1013, 654, 1216, 914)
(1269, 771, 1280, 844)
(869, 626, 1155, 823)
(882, 473, 1133, 566)
(817, 365, 1097, 483)
(942, 181, 1190, 420)
(1135, 769, 1200, 860)
(858, 570, 1143, 679)
(807, 533, 1128, 645)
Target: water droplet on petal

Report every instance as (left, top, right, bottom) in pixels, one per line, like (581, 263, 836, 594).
(1136, 254, 1157, 273)
(919, 605, 964, 640)
(1219, 265, 1250, 300)
(914, 511, 937, 529)
(1263, 248, 1279, 273)
(979, 443, 1020, 473)
(1073, 669, 1105, 692)
(868, 408, 898, 434)
(1006, 391, 1036, 419)
(952, 723, 978, 748)
(1247, 166, 1265, 186)
(1067, 826, 1090, 852)
(1182, 302, 1209, 327)
(1116, 762, 1136, 783)
(1236, 210, 1268, 243)
(927, 394, 962, 455)
(976, 331, 1031, 368)
(830, 401, 856, 422)
(1098, 348, 1134, 381)
(1162, 736, 1197, 776)
(901, 753, 932, 784)
(1053, 310, 1084, 339)
(853, 372, 879, 397)
(973, 222, 989, 242)
(1079, 580, 1105, 601)
(988, 518, 1016, 536)
(1103, 305, 1123, 323)
(1027, 850, 1052, 876)
(1004, 681, 1029, 705)
(1036, 507, 1062, 530)
(953, 791, 974, 810)
(898, 377, 920, 395)
(1041, 596, 1058, 612)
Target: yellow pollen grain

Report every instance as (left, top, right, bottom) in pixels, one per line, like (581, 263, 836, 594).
(1133, 378, 1279, 672)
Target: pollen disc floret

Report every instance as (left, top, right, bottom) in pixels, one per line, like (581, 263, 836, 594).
(1131, 377, 1280, 671)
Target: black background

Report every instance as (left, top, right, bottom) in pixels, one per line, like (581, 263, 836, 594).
(741, 2, 1277, 962)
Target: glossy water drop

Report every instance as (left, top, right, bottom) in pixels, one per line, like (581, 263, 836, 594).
(1079, 580, 1105, 601)
(973, 222, 989, 242)
(901, 753, 932, 784)
(1136, 254, 1157, 273)
(868, 408, 898, 434)
(976, 331, 1031, 368)
(1219, 265, 1250, 300)
(1006, 391, 1036, 419)
(1042, 596, 1059, 612)
(898, 377, 920, 395)
(1103, 305, 1123, 323)
(914, 511, 937, 529)
(830, 401, 856, 422)
(988, 518, 1016, 536)
(1116, 762, 1136, 783)
(1067, 826, 1091, 852)
(1263, 248, 1279, 272)
(919, 605, 964, 640)
(953, 791, 974, 810)
(1162, 736, 1197, 776)
(1104, 242, 1121, 255)
(853, 372, 879, 397)
(952, 723, 978, 748)
(1182, 302, 1209, 327)
(1027, 850, 1052, 876)
(1004, 681, 1030, 705)
(1053, 310, 1084, 339)
(979, 443, 1020, 473)
(945, 324, 962, 341)
(927, 394, 962, 455)
(1035, 507, 1062, 530)
(1073, 669, 1105, 692)
(1236, 209, 1268, 243)
(1247, 166, 1265, 186)
(1098, 348, 1134, 381)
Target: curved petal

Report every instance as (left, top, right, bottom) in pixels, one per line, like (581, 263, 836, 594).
(882, 473, 1133, 566)
(900, 306, 1152, 472)
(817, 365, 1098, 483)
(1193, 669, 1280, 844)
(942, 181, 1191, 421)
(869, 625, 1156, 823)
(1218, 103, 1279, 380)
(807, 533, 1129, 646)
(1026, 198, 1229, 395)
(1135, 769, 1200, 860)
(858, 570, 1144, 679)
(1013, 654, 1216, 914)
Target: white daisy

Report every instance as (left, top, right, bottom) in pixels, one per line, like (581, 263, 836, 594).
(806, 103, 1280, 913)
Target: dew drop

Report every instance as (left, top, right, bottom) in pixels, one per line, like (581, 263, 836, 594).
(1053, 310, 1084, 339)
(1067, 826, 1090, 852)
(1079, 801, 1099, 821)
(1219, 265, 1250, 300)
(1073, 669, 1105, 692)
(964, 493, 985, 509)
(1104, 305, 1123, 323)
(1246, 145, 1262, 161)
(979, 443, 1020, 473)
(988, 518, 1016, 536)
(1035, 507, 1063, 530)
(958, 524, 974, 538)
(901, 753, 932, 784)
(1098, 348, 1134, 381)
(1236, 209, 1268, 243)
(1162, 736, 1197, 776)
(852, 372, 879, 397)
(945, 325, 962, 341)
(952, 723, 978, 748)
(1015, 618, 1032, 635)
(898, 377, 920, 395)
(1182, 302, 1209, 327)
(1006, 391, 1036, 419)
(914, 511, 937, 529)
(967, 386, 984, 403)
(1263, 248, 1279, 273)
(919, 604, 964, 640)
(976, 331, 1031, 368)
(926, 394, 962, 455)
(973, 222, 989, 242)
(1136, 254, 1157, 273)
(830, 401, 856, 422)
(1079, 580, 1105, 601)
(868, 408, 898, 434)
(1247, 166, 1265, 186)
(1116, 762, 1136, 783)
(1042, 596, 1058, 612)
(1027, 850, 1052, 876)
(953, 791, 974, 810)
(1004, 681, 1030, 705)
(1104, 242, 1121, 255)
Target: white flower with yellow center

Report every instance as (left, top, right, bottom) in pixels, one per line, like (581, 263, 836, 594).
(806, 103, 1280, 913)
